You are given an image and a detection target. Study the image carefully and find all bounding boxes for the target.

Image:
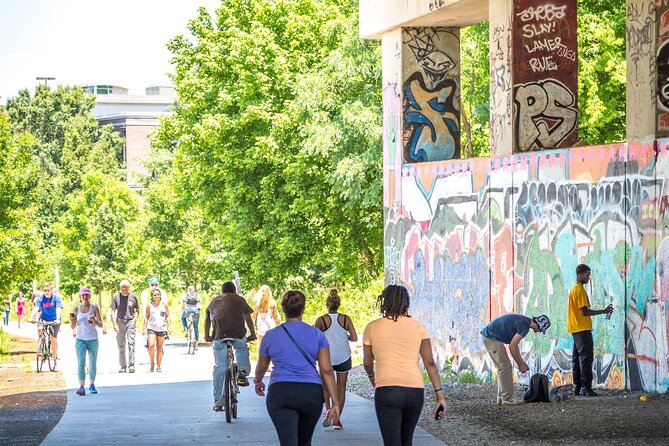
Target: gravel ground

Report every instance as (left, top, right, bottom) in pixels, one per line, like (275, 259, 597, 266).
(346, 366, 669, 446)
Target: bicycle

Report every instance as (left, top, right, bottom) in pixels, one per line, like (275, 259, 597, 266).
(31, 320, 58, 372)
(186, 313, 197, 355)
(220, 337, 240, 423)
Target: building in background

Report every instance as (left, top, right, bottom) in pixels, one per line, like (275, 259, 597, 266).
(84, 84, 174, 189)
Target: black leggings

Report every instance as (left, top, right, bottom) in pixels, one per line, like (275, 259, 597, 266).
(374, 386, 424, 446)
(266, 382, 324, 446)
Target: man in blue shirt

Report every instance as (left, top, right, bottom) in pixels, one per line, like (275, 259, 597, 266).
(28, 282, 63, 368)
(480, 313, 550, 405)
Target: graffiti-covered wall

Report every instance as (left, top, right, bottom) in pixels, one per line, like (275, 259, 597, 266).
(385, 140, 669, 392)
(402, 27, 461, 162)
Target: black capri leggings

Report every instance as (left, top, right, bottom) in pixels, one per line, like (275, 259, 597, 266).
(266, 382, 324, 445)
(374, 386, 425, 446)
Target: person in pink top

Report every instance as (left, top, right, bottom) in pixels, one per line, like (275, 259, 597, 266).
(363, 284, 446, 445)
(16, 292, 27, 328)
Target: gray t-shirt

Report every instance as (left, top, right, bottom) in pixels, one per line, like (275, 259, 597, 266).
(481, 314, 531, 344)
(111, 293, 140, 321)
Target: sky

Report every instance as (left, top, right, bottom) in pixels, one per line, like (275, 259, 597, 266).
(0, 0, 220, 104)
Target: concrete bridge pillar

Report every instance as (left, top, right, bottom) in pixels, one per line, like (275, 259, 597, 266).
(627, 0, 657, 142)
(490, 0, 579, 154)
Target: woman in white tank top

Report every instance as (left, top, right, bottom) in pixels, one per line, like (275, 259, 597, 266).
(314, 289, 358, 430)
(69, 287, 105, 396)
(142, 288, 170, 372)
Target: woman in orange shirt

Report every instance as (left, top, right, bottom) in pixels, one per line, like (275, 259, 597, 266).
(363, 284, 445, 445)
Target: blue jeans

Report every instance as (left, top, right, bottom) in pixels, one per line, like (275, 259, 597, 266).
(181, 308, 200, 341)
(76, 339, 99, 382)
(212, 338, 250, 405)
(3, 310, 9, 326)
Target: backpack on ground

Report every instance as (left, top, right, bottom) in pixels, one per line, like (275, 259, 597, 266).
(524, 373, 550, 403)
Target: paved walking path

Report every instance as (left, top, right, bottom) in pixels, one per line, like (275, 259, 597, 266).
(5, 321, 444, 445)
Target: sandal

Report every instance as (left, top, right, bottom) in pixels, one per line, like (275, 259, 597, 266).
(150, 365, 154, 372)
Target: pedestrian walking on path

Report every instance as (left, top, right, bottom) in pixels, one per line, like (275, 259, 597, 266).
(16, 291, 27, 328)
(252, 285, 280, 347)
(143, 288, 170, 372)
(254, 290, 340, 445)
(110, 279, 140, 373)
(363, 284, 446, 445)
(314, 288, 358, 430)
(69, 287, 105, 395)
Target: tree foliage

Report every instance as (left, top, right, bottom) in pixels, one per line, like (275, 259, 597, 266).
(152, 0, 382, 288)
(55, 172, 142, 295)
(0, 112, 42, 294)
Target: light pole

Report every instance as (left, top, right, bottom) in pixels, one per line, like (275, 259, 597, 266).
(36, 76, 55, 87)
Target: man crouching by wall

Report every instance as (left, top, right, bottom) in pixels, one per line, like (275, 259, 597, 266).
(481, 313, 551, 405)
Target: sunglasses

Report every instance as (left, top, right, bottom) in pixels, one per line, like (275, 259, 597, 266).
(150, 283, 158, 287)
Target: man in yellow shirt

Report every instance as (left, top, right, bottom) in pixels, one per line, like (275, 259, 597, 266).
(567, 264, 613, 397)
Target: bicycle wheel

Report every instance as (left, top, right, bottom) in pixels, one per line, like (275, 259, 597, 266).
(36, 338, 45, 373)
(231, 364, 238, 419)
(224, 368, 233, 423)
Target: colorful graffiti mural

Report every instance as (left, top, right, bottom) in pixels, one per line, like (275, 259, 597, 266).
(384, 140, 669, 392)
(402, 27, 461, 162)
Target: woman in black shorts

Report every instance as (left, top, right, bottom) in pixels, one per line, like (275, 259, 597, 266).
(142, 289, 170, 372)
(314, 289, 358, 430)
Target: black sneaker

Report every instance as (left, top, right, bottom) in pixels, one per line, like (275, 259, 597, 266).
(574, 387, 581, 396)
(237, 374, 250, 387)
(582, 388, 598, 397)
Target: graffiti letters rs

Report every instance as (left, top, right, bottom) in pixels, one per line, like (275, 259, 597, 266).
(514, 79, 578, 151)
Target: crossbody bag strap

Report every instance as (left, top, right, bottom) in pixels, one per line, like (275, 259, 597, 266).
(280, 324, 317, 371)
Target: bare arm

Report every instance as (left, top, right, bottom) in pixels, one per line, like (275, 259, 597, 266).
(345, 315, 358, 342)
(245, 313, 257, 341)
(272, 306, 281, 325)
(318, 347, 340, 422)
(93, 305, 106, 333)
(420, 339, 447, 419)
(143, 305, 150, 333)
(314, 315, 325, 331)
(164, 305, 170, 333)
(508, 333, 529, 372)
(363, 344, 375, 386)
(253, 355, 272, 396)
(581, 304, 613, 317)
(69, 307, 78, 331)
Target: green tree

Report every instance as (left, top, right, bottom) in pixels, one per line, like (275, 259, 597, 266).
(577, 0, 626, 144)
(55, 172, 142, 296)
(152, 0, 382, 288)
(461, 22, 491, 157)
(0, 112, 42, 294)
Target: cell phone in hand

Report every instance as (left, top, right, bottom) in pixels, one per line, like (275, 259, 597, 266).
(435, 404, 445, 420)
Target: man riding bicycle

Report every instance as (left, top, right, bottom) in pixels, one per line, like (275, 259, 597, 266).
(28, 282, 63, 369)
(205, 281, 257, 411)
(181, 286, 201, 349)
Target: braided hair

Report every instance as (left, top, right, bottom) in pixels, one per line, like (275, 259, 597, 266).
(378, 285, 410, 321)
(326, 289, 341, 313)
